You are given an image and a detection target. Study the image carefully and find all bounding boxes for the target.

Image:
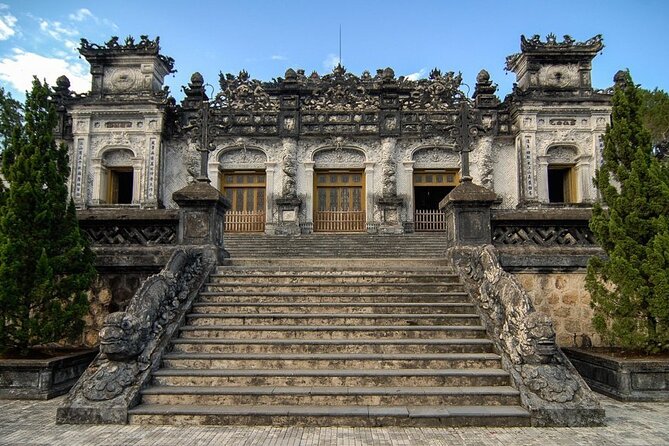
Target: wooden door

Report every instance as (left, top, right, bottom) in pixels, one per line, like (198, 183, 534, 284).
(220, 171, 266, 232)
(314, 170, 365, 232)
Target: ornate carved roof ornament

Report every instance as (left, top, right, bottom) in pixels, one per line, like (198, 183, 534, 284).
(300, 64, 380, 111)
(215, 70, 278, 111)
(400, 69, 464, 111)
(520, 33, 603, 52)
(506, 34, 604, 71)
(79, 35, 175, 73)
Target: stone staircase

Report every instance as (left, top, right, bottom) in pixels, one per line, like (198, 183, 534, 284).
(127, 235, 530, 426)
(222, 233, 451, 258)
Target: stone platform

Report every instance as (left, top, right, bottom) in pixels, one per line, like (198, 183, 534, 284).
(1, 394, 668, 445)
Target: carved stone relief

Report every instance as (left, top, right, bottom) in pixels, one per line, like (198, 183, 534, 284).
(538, 65, 579, 88)
(102, 148, 134, 167)
(546, 145, 578, 163)
(313, 147, 365, 167)
(412, 147, 459, 168)
(218, 147, 267, 166)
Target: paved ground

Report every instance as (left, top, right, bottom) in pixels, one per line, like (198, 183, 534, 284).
(0, 394, 668, 446)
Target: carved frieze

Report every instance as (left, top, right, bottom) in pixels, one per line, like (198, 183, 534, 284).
(102, 148, 134, 166)
(412, 147, 459, 166)
(313, 147, 365, 166)
(546, 145, 578, 163)
(218, 147, 267, 165)
(91, 132, 144, 154)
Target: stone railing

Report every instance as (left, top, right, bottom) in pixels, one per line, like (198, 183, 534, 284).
(57, 247, 218, 424)
(490, 209, 603, 272)
(447, 244, 604, 426)
(78, 209, 179, 246)
(492, 209, 596, 247)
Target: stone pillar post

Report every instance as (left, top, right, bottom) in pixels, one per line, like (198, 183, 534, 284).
(537, 155, 550, 204)
(403, 161, 415, 233)
(274, 197, 302, 235)
(173, 181, 231, 263)
(364, 161, 376, 233)
(264, 162, 276, 234)
(440, 178, 497, 246)
(303, 161, 315, 234)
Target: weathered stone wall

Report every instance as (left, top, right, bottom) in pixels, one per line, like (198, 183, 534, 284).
(515, 272, 601, 348)
(82, 273, 151, 347)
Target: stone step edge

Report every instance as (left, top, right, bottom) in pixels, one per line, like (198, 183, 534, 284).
(179, 324, 486, 332)
(205, 283, 461, 288)
(191, 302, 476, 308)
(198, 291, 468, 297)
(140, 385, 520, 396)
(162, 353, 501, 361)
(128, 404, 530, 418)
(151, 368, 510, 377)
(185, 313, 480, 319)
(170, 338, 494, 345)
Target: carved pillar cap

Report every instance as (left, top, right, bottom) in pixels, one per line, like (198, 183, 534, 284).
(173, 182, 230, 209)
(439, 177, 498, 209)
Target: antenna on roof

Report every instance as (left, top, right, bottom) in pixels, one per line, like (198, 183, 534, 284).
(339, 24, 342, 65)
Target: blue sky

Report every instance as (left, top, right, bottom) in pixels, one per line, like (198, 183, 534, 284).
(0, 0, 667, 101)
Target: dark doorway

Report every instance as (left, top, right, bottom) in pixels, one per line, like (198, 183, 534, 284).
(414, 186, 454, 210)
(109, 169, 133, 204)
(547, 166, 572, 203)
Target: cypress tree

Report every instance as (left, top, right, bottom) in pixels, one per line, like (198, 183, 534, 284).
(586, 70, 669, 353)
(0, 78, 95, 356)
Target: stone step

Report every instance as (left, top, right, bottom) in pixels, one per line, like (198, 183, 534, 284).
(221, 258, 452, 268)
(139, 385, 521, 406)
(151, 368, 512, 387)
(197, 291, 470, 304)
(204, 283, 462, 294)
(178, 324, 487, 340)
(209, 274, 459, 284)
(169, 338, 495, 354)
(215, 267, 456, 275)
(128, 404, 530, 427)
(160, 352, 502, 370)
(185, 313, 482, 327)
(190, 302, 477, 315)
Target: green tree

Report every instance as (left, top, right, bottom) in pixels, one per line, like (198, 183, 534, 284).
(0, 78, 95, 356)
(586, 70, 669, 353)
(639, 87, 669, 159)
(0, 87, 23, 208)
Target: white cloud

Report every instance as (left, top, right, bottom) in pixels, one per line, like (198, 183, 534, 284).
(0, 49, 90, 94)
(39, 19, 78, 41)
(68, 8, 118, 31)
(271, 55, 287, 61)
(0, 6, 17, 40)
(323, 53, 341, 71)
(406, 68, 427, 81)
(68, 8, 93, 22)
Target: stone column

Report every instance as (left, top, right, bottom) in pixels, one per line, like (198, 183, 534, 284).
(576, 155, 592, 203)
(264, 162, 276, 234)
(403, 161, 415, 232)
(303, 161, 315, 234)
(440, 178, 497, 247)
(537, 155, 550, 204)
(173, 181, 231, 263)
(364, 161, 376, 232)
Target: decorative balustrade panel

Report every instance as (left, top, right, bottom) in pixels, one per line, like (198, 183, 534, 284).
(492, 222, 596, 246)
(81, 222, 178, 245)
(414, 210, 446, 232)
(225, 211, 265, 233)
(314, 211, 365, 232)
